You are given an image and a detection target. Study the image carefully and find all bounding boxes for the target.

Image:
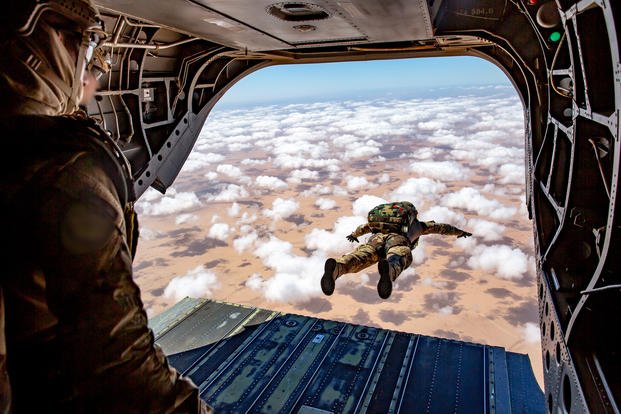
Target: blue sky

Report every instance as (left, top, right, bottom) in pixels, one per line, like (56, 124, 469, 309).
(216, 56, 512, 107)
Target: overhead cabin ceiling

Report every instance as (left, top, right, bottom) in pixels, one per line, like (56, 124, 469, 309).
(96, 0, 433, 51)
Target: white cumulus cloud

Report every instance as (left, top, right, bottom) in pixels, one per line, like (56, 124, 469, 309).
(287, 169, 319, 184)
(233, 232, 258, 253)
(389, 177, 446, 207)
(419, 206, 467, 227)
(208, 223, 230, 241)
(216, 164, 243, 178)
(139, 226, 160, 241)
(378, 173, 390, 184)
(442, 187, 516, 220)
(256, 175, 288, 190)
(228, 202, 241, 217)
(263, 198, 299, 220)
(438, 306, 454, 315)
(181, 152, 215, 173)
(467, 219, 506, 241)
(164, 265, 219, 302)
(245, 273, 264, 290)
(412, 238, 427, 265)
(498, 163, 524, 185)
(522, 322, 541, 344)
(205, 171, 218, 181)
(248, 237, 328, 303)
(137, 188, 201, 216)
(352, 195, 388, 217)
(409, 160, 471, 181)
(467, 244, 529, 279)
(210, 184, 248, 202)
(315, 198, 337, 210)
(344, 144, 381, 159)
(305, 215, 367, 255)
(346, 175, 372, 191)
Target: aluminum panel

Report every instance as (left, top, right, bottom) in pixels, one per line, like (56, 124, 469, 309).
(153, 300, 544, 413)
(156, 300, 254, 355)
(202, 0, 433, 45)
(100, 0, 435, 51)
(95, 0, 289, 50)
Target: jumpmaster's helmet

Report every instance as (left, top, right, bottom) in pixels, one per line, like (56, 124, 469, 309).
(1, 0, 105, 111)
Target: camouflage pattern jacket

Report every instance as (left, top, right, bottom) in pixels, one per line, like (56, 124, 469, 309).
(351, 219, 466, 248)
(0, 115, 210, 413)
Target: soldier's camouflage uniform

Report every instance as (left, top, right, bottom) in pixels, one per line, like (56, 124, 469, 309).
(335, 220, 467, 281)
(0, 7, 210, 413)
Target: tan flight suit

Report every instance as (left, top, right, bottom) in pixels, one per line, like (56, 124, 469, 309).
(0, 115, 209, 413)
(335, 220, 467, 281)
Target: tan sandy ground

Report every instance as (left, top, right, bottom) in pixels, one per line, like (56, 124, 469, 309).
(133, 151, 544, 388)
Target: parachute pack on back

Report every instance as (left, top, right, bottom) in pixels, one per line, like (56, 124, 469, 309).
(367, 201, 418, 233)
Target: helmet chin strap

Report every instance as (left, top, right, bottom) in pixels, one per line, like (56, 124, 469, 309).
(68, 39, 88, 112)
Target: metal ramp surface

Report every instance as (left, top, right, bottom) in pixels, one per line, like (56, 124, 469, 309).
(150, 298, 544, 413)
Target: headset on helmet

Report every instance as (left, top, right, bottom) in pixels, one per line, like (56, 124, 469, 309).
(87, 47, 112, 79)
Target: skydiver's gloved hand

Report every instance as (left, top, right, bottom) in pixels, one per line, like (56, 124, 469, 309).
(346, 234, 359, 243)
(457, 231, 472, 238)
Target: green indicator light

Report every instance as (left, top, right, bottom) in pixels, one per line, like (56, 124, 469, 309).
(550, 31, 561, 42)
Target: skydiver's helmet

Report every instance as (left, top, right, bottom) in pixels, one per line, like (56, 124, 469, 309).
(400, 201, 418, 219)
(1, 0, 105, 113)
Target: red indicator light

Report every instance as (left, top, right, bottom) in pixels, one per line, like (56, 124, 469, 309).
(528, 0, 537, 5)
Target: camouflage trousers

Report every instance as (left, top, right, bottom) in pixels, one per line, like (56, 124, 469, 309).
(335, 233, 413, 281)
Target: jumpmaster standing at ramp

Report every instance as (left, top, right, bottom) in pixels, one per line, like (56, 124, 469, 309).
(0, 1, 209, 412)
(321, 202, 472, 299)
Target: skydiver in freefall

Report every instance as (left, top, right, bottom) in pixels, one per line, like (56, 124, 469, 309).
(321, 201, 471, 299)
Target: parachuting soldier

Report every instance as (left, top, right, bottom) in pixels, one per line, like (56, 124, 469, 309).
(321, 202, 472, 299)
(0, 1, 210, 412)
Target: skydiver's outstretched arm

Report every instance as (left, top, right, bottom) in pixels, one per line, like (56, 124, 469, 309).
(351, 223, 372, 238)
(421, 221, 472, 238)
(346, 223, 372, 242)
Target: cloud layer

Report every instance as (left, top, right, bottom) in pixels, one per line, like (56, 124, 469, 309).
(138, 89, 532, 306)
